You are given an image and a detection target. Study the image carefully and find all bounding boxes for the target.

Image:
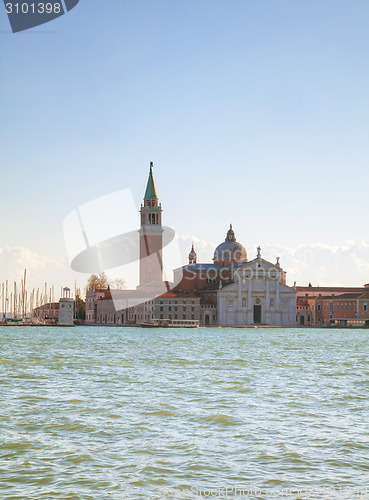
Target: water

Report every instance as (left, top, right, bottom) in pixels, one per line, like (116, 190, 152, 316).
(1, 326, 368, 499)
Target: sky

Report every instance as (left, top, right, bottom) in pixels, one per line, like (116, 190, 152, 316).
(1, 0, 369, 297)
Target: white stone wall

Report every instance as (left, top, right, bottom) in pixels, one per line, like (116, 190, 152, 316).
(217, 258, 296, 327)
(58, 298, 74, 325)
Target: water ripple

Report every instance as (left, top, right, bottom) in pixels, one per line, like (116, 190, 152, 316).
(0, 326, 368, 499)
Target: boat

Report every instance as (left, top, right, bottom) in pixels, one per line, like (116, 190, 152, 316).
(140, 319, 199, 328)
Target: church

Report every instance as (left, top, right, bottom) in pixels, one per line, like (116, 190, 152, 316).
(91, 163, 297, 326)
(172, 226, 296, 326)
(138, 164, 297, 327)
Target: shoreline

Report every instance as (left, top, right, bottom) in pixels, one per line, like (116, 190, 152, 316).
(0, 322, 367, 329)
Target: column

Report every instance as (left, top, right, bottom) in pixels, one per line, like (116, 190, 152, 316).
(248, 277, 253, 325)
(237, 277, 242, 325)
(276, 279, 281, 325)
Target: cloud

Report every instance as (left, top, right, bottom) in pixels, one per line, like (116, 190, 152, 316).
(174, 236, 369, 287)
(1, 238, 368, 299)
(0, 246, 64, 274)
(0, 246, 75, 295)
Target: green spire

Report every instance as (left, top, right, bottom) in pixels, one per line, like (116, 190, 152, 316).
(144, 162, 158, 200)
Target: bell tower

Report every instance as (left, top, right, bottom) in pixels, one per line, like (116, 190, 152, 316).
(139, 162, 163, 286)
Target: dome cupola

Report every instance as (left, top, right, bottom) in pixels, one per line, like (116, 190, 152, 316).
(188, 244, 197, 264)
(213, 224, 247, 267)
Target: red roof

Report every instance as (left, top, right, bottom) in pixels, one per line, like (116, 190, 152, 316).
(316, 293, 362, 300)
(159, 291, 199, 299)
(297, 286, 364, 293)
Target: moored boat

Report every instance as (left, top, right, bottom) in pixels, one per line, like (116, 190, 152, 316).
(140, 319, 199, 328)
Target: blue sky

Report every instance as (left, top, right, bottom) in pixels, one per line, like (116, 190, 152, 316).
(1, 0, 369, 292)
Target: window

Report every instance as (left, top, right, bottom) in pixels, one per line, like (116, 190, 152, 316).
(364, 304, 368, 312)
(228, 299, 233, 308)
(242, 298, 246, 307)
(317, 304, 321, 311)
(206, 278, 216, 284)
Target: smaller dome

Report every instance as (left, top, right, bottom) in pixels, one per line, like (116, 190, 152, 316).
(213, 224, 247, 266)
(189, 244, 197, 258)
(188, 243, 197, 264)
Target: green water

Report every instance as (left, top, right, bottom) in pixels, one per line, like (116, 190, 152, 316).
(0, 326, 368, 499)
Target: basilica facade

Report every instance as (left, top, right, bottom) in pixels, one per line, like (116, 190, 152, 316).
(173, 225, 297, 326)
(217, 251, 297, 326)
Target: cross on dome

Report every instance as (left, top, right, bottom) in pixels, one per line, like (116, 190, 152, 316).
(226, 224, 236, 242)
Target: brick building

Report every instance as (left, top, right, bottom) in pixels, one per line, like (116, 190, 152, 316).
(296, 284, 369, 326)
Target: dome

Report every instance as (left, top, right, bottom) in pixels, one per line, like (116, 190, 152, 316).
(213, 224, 247, 266)
(189, 244, 197, 259)
(188, 243, 197, 264)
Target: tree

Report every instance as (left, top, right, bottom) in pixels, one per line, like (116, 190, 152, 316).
(109, 278, 127, 290)
(86, 272, 109, 291)
(75, 296, 86, 320)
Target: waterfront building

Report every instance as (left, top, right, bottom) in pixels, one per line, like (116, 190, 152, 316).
(96, 288, 155, 324)
(217, 248, 296, 326)
(154, 292, 201, 323)
(296, 296, 314, 326)
(357, 286, 369, 325)
(85, 288, 107, 324)
(32, 302, 59, 322)
(314, 293, 361, 326)
(59, 287, 74, 326)
(172, 226, 296, 326)
(296, 284, 369, 326)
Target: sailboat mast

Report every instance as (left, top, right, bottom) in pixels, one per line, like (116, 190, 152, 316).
(14, 282, 17, 319)
(5, 280, 8, 318)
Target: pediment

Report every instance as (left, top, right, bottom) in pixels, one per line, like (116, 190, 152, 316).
(234, 258, 280, 279)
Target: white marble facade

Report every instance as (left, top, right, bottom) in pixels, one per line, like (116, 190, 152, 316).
(217, 252, 296, 326)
